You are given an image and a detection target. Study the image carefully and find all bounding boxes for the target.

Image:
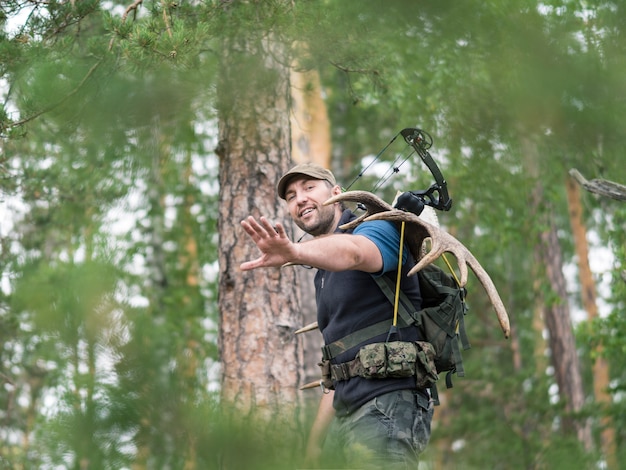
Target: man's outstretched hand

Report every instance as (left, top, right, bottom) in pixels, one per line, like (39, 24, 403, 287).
(239, 216, 297, 271)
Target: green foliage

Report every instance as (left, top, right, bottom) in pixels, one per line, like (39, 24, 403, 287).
(2, 0, 626, 468)
(1, 4, 220, 469)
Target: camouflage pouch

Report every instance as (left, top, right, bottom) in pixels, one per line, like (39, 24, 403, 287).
(384, 341, 417, 378)
(357, 342, 388, 378)
(357, 341, 417, 379)
(414, 341, 439, 388)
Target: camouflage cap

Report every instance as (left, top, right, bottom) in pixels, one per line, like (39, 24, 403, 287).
(277, 162, 336, 199)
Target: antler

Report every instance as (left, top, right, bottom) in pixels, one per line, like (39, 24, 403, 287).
(326, 190, 394, 230)
(324, 190, 429, 263)
(324, 191, 511, 339)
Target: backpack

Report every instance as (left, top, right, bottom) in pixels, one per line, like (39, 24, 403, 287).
(371, 263, 470, 403)
(320, 261, 470, 404)
(320, 212, 471, 402)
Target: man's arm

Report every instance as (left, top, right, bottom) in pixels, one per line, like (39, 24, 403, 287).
(239, 216, 383, 273)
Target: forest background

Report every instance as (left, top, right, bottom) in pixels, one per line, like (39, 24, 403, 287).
(1, 1, 626, 469)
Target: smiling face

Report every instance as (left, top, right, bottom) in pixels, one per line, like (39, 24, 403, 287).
(284, 177, 342, 236)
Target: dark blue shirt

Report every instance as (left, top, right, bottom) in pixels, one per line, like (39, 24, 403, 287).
(315, 210, 424, 416)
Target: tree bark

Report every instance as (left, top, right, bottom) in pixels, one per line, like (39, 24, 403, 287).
(569, 169, 626, 202)
(216, 29, 305, 446)
(566, 175, 616, 467)
(289, 65, 331, 388)
(538, 205, 593, 450)
(522, 136, 592, 450)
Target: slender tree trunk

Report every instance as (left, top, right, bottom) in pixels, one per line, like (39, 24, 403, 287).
(290, 65, 331, 166)
(289, 65, 331, 389)
(522, 136, 592, 450)
(538, 203, 593, 450)
(181, 150, 200, 470)
(531, 273, 549, 375)
(566, 175, 615, 467)
(132, 116, 170, 470)
(217, 29, 304, 447)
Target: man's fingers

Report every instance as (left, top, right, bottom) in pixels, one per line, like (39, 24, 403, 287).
(239, 216, 292, 271)
(242, 216, 286, 240)
(240, 218, 254, 233)
(259, 217, 280, 237)
(241, 216, 275, 237)
(241, 216, 266, 239)
(274, 222, 287, 238)
(240, 258, 261, 271)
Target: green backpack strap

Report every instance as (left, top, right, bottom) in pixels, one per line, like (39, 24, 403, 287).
(375, 274, 444, 401)
(321, 274, 417, 361)
(321, 318, 392, 361)
(373, 274, 419, 329)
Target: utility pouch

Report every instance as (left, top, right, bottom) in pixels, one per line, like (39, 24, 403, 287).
(384, 341, 418, 378)
(357, 342, 388, 378)
(317, 359, 335, 390)
(357, 341, 417, 379)
(414, 341, 439, 388)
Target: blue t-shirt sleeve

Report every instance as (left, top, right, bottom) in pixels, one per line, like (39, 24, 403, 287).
(353, 220, 408, 276)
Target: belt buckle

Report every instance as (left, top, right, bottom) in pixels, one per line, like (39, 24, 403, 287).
(340, 362, 351, 380)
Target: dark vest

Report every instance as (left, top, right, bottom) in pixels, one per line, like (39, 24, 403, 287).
(315, 210, 426, 416)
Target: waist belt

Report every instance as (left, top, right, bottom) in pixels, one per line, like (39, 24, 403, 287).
(327, 341, 438, 388)
(330, 358, 366, 381)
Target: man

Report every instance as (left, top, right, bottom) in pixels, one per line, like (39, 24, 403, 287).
(240, 162, 433, 469)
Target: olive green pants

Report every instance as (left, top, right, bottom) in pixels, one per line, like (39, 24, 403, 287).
(322, 389, 434, 469)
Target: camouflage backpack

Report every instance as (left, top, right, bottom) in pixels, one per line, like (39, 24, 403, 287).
(372, 263, 470, 402)
(320, 261, 470, 403)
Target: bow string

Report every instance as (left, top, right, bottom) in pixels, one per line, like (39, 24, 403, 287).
(346, 127, 453, 216)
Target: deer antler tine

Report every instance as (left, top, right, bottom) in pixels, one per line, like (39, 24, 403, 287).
(324, 191, 393, 230)
(409, 234, 470, 287)
(338, 214, 369, 231)
(466, 258, 510, 338)
(365, 209, 511, 339)
(324, 190, 393, 211)
(295, 321, 319, 334)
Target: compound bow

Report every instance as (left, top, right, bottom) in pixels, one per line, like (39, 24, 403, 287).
(345, 127, 452, 217)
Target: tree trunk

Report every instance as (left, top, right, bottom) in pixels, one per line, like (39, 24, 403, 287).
(132, 117, 170, 470)
(566, 175, 615, 467)
(289, 65, 331, 388)
(216, 29, 304, 446)
(181, 150, 200, 470)
(538, 205, 593, 450)
(290, 65, 331, 166)
(523, 136, 592, 450)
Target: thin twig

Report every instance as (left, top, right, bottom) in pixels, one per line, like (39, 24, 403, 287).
(11, 0, 144, 128)
(10, 59, 103, 128)
(108, 0, 144, 51)
(162, 0, 173, 39)
(0, 371, 14, 385)
(122, 0, 144, 22)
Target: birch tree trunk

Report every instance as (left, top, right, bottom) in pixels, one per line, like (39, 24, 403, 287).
(216, 27, 305, 444)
